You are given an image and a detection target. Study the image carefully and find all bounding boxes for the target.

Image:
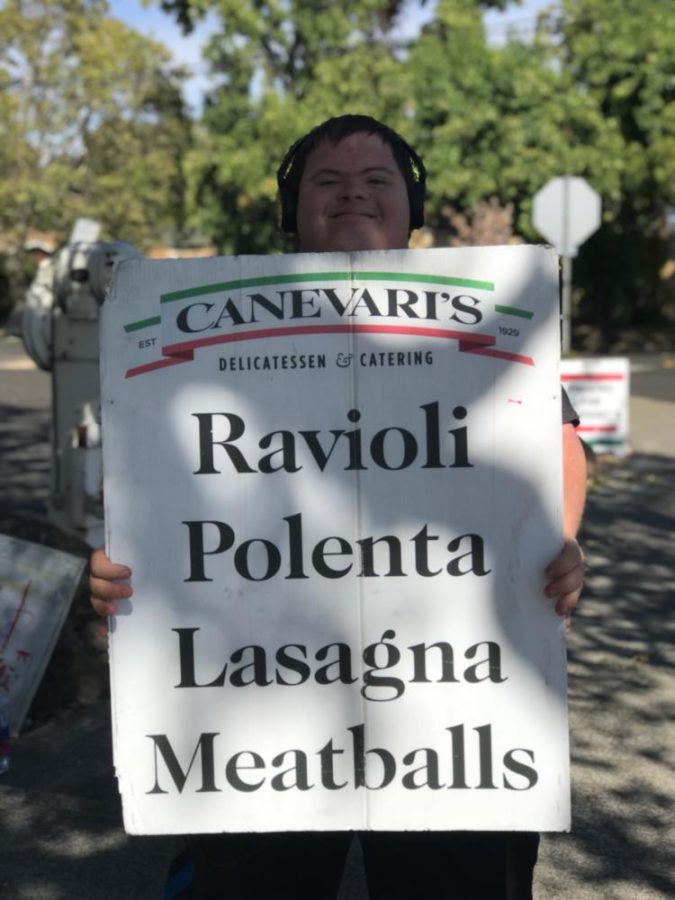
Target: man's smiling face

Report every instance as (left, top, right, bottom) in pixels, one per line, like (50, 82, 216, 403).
(296, 132, 411, 253)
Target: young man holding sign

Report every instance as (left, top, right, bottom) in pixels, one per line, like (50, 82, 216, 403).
(91, 116, 586, 899)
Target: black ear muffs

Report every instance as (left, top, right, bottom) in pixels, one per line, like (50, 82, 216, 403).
(277, 134, 426, 235)
(280, 189, 299, 234)
(277, 136, 304, 233)
(407, 175, 426, 232)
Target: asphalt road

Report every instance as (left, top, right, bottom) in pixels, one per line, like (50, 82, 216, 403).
(1, 334, 674, 899)
(629, 353, 675, 403)
(0, 336, 51, 519)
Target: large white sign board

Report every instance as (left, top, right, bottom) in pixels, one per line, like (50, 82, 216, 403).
(101, 247, 570, 835)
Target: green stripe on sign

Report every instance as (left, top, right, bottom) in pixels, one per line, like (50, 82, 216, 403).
(124, 316, 161, 333)
(160, 270, 496, 304)
(495, 304, 533, 320)
(357, 271, 495, 291)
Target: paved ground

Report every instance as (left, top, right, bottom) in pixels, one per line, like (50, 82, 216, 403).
(1, 336, 673, 898)
(0, 338, 50, 520)
(535, 451, 675, 899)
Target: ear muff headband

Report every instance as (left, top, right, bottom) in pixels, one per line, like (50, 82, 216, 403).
(277, 132, 426, 234)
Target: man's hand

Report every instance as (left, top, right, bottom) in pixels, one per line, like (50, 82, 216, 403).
(544, 538, 585, 617)
(89, 547, 133, 617)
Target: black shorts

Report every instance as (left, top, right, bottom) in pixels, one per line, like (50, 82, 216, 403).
(164, 830, 539, 900)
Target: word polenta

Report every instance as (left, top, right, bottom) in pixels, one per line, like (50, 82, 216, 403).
(183, 515, 489, 583)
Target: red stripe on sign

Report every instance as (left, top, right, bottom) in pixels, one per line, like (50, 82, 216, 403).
(460, 344, 535, 367)
(561, 373, 625, 381)
(125, 354, 193, 379)
(162, 323, 497, 356)
(577, 425, 618, 433)
(0, 580, 31, 653)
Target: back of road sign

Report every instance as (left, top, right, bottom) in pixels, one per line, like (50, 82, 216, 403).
(533, 176, 601, 257)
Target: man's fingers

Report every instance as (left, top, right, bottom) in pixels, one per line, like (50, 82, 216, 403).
(91, 546, 132, 581)
(89, 575, 132, 602)
(89, 547, 133, 618)
(555, 587, 582, 618)
(545, 539, 584, 579)
(91, 595, 118, 618)
(545, 563, 585, 600)
(544, 537, 585, 617)
(89, 576, 133, 617)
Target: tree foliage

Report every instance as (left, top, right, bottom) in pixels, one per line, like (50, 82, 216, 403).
(548, 0, 675, 331)
(0, 0, 192, 303)
(183, 1, 418, 254)
(179, 0, 515, 254)
(2, 0, 672, 336)
(407, 1, 629, 249)
(174, 0, 673, 334)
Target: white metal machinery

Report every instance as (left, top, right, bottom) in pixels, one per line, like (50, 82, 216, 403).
(20, 236, 141, 545)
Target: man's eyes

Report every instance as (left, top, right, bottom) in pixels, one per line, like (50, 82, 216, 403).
(315, 177, 391, 186)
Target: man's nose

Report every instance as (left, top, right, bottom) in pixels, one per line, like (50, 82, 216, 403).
(339, 176, 369, 200)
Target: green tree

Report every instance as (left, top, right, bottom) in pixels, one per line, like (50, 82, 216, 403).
(548, 0, 675, 333)
(408, 0, 622, 237)
(167, 0, 512, 254)
(0, 0, 192, 306)
(153, 0, 673, 337)
(408, 0, 674, 336)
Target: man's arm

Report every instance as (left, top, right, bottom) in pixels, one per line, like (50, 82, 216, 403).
(561, 422, 587, 538)
(545, 423, 587, 617)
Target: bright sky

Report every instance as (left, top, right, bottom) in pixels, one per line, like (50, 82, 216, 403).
(108, 0, 560, 113)
(483, 0, 560, 42)
(108, 0, 215, 111)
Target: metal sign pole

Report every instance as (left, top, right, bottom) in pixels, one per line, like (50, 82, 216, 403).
(561, 253, 572, 354)
(532, 175, 601, 355)
(561, 176, 572, 353)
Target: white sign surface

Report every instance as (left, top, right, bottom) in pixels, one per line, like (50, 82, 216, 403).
(561, 357, 630, 454)
(101, 246, 570, 835)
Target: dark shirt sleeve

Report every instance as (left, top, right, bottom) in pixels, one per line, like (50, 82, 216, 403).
(562, 386, 579, 426)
